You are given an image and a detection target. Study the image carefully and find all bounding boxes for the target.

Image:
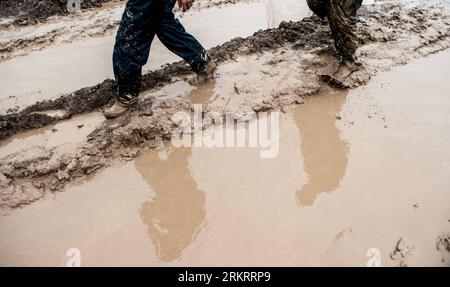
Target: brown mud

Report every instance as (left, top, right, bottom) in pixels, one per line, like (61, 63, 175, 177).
(0, 0, 311, 114)
(1, 3, 450, 209)
(436, 233, 450, 253)
(0, 0, 118, 24)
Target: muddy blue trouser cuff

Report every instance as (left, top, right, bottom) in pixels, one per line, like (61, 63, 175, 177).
(113, 0, 209, 100)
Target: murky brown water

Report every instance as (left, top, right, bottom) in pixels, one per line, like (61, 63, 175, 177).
(294, 90, 349, 206)
(1, 49, 449, 266)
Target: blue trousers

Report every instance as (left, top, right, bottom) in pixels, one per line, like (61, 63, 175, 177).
(113, 0, 209, 102)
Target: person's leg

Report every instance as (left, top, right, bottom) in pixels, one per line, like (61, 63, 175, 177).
(112, 0, 161, 105)
(327, 0, 363, 65)
(156, 0, 216, 85)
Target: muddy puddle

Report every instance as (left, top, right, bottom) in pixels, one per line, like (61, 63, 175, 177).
(1, 49, 449, 266)
(0, 0, 311, 113)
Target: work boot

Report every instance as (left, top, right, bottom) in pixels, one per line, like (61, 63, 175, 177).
(188, 61, 217, 86)
(104, 99, 135, 119)
(333, 57, 360, 80)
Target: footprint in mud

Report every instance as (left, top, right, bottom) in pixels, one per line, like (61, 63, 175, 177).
(294, 90, 349, 206)
(135, 147, 207, 262)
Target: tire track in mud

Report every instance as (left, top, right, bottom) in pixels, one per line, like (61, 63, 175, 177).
(1, 3, 450, 208)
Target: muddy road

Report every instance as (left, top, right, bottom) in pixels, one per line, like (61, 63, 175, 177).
(0, 0, 449, 266)
(1, 50, 449, 266)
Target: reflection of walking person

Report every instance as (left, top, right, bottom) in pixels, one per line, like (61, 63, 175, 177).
(307, 0, 363, 86)
(105, 0, 217, 119)
(135, 148, 206, 261)
(295, 91, 349, 206)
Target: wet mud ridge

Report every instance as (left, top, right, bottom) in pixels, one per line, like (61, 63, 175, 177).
(0, 0, 118, 24)
(1, 3, 450, 208)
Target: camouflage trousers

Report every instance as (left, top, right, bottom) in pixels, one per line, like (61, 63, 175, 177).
(307, 0, 363, 61)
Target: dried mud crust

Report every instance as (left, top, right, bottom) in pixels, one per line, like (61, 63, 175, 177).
(1, 3, 450, 208)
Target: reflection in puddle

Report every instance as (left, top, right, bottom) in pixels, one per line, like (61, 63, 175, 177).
(294, 90, 349, 206)
(136, 147, 206, 262)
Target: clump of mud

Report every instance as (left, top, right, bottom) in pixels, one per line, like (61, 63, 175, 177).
(1, 3, 450, 208)
(0, 0, 243, 26)
(436, 233, 450, 253)
(0, 0, 116, 24)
